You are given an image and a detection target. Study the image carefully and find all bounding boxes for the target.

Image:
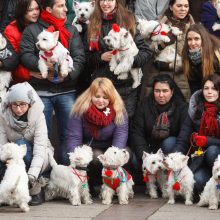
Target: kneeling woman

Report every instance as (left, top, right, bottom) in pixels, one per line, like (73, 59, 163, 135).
(64, 77, 128, 189)
(0, 82, 53, 205)
(175, 74, 220, 195)
(131, 74, 188, 162)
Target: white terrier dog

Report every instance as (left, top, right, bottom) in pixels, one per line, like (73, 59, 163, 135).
(45, 145, 93, 206)
(0, 33, 12, 100)
(72, 1, 95, 33)
(142, 149, 168, 199)
(98, 146, 134, 205)
(0, 143, 31, 212)
(36, 29, 74, 79)
(104, 24, 143, 89)
(212, 0, 220, 31)
(165, 152, 195, 205)
(197, 155, 220, 210)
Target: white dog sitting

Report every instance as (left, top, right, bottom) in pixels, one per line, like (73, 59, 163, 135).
(212, 0, 220, 31)
(0, 33, 12, 100)
(45, 145, 93, 206)
(36, 29, 74, 79)
(165, 152, 195, 205)
(98, 146, 134, 205)
(104, 23, 143, 89)
(0, 143, 31, 212)
(72, 1, 94, 33)
(142, 149, 168, 199)
(197, 155, 220, 210)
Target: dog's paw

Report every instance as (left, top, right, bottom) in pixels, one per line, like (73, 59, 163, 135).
(41, 72, 48, 79)
(102, 199, 112, 205)
(61, 71, 68, 78)
(20, 204, 30, 212)
(70, 200, 81, 206)
(110, 65, 115, 72)
(84, 198, 93, 205)
(212, 23, 220, 31)
(117, 72, 128, 80)
(75, 24, 82, 33)
(150, 194, 159, 199)
(167, 199, 175, 205)
(209, 204, 218, 210)
(185, 200, 193, 206)
(119, 199, 129, 205)
(132, 81, 140, 89)
(171, 27, 182, 36)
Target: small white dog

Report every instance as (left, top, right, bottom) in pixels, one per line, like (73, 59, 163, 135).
(104, 24, 143, 88)
(142, 149, 168, 199)
(72, 1, 95, 33)
(212, 0, 220, 31)
(165, 152, 195, 205)
(0, 33, 12, 100)
(98, 146, 134, 205)
(45, 145, 93, 206)
(0, 143, 31, 212)
(197, 155, 220, 210)
(36, 29, 74, 79)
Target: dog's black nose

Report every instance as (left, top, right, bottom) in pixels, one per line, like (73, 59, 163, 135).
(107, 39, 110, 43)
(218, 175, 220, 179)
(143, 167, 146, 170)
(81, 14, 85, 17)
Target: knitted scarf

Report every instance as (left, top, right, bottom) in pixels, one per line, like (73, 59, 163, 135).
(84, 104, 116, 139)
(40, 10, 70, 48)
(188, 48, 202, 65)
(199, 102, 219, 137)
(89, 9, 117, 51)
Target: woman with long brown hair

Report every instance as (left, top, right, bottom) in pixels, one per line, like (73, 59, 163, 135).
(182, 23, 220, 94)
(85, 0, 151, 118)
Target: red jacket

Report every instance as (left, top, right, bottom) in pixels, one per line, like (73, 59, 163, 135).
(4, 20, 30, 83)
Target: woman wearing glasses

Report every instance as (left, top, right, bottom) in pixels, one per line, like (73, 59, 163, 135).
(0, 82, 53, 206)
(85, 0, 152, 118)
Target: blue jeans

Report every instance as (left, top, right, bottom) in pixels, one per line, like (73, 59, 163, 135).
(161, 136, 176, 155)
(40, 92, 76, 145)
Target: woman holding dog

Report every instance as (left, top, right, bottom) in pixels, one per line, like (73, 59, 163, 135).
(85, 0, 151, 118)
(4, 0, 41, 83)
(0, 82, 53, 206)
(182, 23, 220, 94)
(175, 74, 220, 198)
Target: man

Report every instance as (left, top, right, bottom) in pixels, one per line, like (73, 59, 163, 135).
(20, 0, 85, 165)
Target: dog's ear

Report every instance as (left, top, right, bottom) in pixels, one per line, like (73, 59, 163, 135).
(19, 144, 27, 158)
(142, 151, 149, 160)
(97, 154, 106, 164)
(157, 148, 164, 156)
(124, 31, 129, 38)
(73, 0, 79, 9)
(53, 31, 59, 42)
(90, 1, 95, 7)
(183, 155, 189, 162)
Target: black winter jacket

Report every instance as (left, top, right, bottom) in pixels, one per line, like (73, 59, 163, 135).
(20, 19, 85, 93)
(130, 95, 188, 161)
(84, 17, 152, 89)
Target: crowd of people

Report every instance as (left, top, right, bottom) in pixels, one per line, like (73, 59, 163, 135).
(0, 0, 220, 207)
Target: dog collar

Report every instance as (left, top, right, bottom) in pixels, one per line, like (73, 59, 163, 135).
(143, 171, 157, 183)
(111, 48, 129, 55)
(75, 166, 88, 171)
(151, 24, 167, 37)
(103, 165, 118, 170)
(39, 42, 58, 58)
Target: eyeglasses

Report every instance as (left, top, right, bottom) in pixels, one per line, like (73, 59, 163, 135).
(100, 0, 115, 3)
(11, 103, 29, 109)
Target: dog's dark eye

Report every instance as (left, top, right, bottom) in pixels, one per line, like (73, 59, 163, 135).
(43, 38, 47, 41)
(86, 9, 88, 11)
(114, 151, 116, 154)
(152, 161, 155, 164)
(122, 150, 126, 154)
(79, 9, 81, 11)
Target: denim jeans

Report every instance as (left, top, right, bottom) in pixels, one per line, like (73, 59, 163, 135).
(161, 136, 176, 155)
(40, 92, 76, 144)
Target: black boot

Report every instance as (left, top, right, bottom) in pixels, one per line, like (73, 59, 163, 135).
(29, 188, 45, 206)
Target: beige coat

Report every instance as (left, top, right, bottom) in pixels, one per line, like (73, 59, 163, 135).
(0, 85, 53, 179)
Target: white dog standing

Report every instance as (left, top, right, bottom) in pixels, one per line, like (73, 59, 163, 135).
(72, 1, 94, 33)
(36, 29, 74, 79)
(197, 155, 220, 210)
(45, 145, 93, 206)
(142, 149, 168, 199)
(165, 152, 195, 205)
(104, 23, 143, 89)
(0, 143, 31, 212)
(98, 146, 134, 205)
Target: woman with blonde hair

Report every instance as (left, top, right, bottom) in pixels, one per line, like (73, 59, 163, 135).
(85, 0, 151, 118)
(182, 23, 220, 94)
(62, 77, 128, 194)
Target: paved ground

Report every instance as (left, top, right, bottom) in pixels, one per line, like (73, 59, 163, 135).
(0, 190, 219, 220)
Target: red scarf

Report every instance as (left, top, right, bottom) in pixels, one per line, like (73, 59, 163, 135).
(199, 102, 219, 137)
(84, 104, 115, 139)
(40, 10, 70, 48)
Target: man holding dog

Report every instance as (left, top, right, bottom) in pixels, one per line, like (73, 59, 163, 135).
(20, 0, 85, 164)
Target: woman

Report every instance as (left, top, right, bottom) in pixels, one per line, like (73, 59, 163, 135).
(182, 24, 220, 94)
(175, 74, 220, 197)
(64, 77, 128, 190)
(131, 74, 188, 162)
(201, 0, 220, 38)
(0, 82, 53, 205)
(4, 0, 41, 83)
(85, 0, 152, 118)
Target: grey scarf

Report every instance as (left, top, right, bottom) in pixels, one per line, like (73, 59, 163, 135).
(188, 48, 202, 65)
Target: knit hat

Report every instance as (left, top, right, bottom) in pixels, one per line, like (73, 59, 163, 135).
(7, 82, 34, 104)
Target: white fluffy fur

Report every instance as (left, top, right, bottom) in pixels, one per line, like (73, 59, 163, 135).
(0, 33, 12, 100)
(165, 152, 195, 205)
(98, 146, 134, 205)
(197, 155, 220, 210)
(142, 149, 168, 199)
(45, 145, 93, 206)
(0, 143, 31, 212)
(104, 26, 143, 88)
(72, 1, 94, 32)
(36, 30, 74, 78)
(212, 0, 220, 31)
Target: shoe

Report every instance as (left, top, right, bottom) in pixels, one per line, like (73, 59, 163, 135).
(29, 188, 45, 206)
(90, 185, 100, 198)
